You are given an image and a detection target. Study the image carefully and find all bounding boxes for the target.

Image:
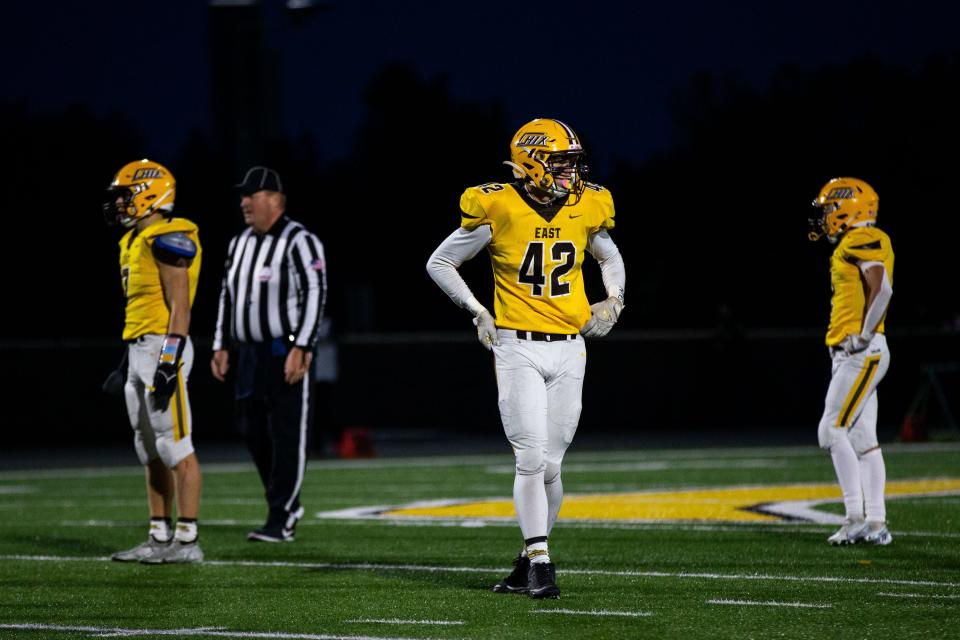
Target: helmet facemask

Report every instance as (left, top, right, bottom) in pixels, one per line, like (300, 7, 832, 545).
(808, 201, 841, 242)
(507, 148, 589, 205)
(103, 186, 138, 228)
(542, 151, 588, 202)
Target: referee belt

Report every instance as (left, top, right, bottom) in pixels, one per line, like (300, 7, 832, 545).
(515, 330, 577, 342)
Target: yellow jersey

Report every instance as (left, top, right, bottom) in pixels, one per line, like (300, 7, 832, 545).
(826, 225, 894, 346)
(460, 182, 615, 334)
(119, 217, 202, 340)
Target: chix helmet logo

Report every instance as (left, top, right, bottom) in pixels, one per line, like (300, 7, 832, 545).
(517, 133, 549, 147)
(826, 187, 855, 199)
(133, 168, 163, 180)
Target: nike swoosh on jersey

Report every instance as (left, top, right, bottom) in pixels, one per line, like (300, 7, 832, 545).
(569, 213, 583, 218)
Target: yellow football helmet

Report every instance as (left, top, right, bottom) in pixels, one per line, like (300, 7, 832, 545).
(504, 118, 588, 203)
(103, 159, 176, 228)
(809, 177, 878, 242)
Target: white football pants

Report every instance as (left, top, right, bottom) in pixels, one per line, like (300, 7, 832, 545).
(817, 334, 890, 455)
(124, 334, 195, 468)
(493, 329, 586, 540)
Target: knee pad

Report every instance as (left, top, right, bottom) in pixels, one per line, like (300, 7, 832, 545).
(848, 426, 879, 457)
(544, 462, 561, 485)
(515, 447, 545, 476)
(818, 419, 845, 450)
(155, 434, 194, 468)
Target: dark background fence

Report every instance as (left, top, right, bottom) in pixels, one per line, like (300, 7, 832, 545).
(4, 329, 957, 453)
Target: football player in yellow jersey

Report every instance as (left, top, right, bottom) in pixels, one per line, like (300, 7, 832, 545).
(427, 119, 626, 598)
(103, 159, 204, 564)
(809, 177, 894, 546)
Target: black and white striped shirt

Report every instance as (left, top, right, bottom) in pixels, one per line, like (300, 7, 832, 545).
(213, 216, 326, 351)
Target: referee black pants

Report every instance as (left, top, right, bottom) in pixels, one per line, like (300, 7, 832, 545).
(234, 340, 313, 529)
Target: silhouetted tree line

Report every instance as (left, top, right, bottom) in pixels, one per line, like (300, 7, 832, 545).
(4, 55, 959, 341)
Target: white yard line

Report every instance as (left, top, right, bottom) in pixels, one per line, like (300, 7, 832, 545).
(0, 624, 431, 640)
(344, 619, 464, 625)
(3, 554, 958, 589)
(877, 592, 960, 600)
(707, 599, 832, 609)
(0, 485, 34, 494)
(530, 609, 653, 617)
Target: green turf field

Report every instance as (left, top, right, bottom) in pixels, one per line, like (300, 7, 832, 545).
(1, 443, 958, 639)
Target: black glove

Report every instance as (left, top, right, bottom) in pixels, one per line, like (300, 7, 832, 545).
(151, 334, 186, 412)
(102, 349, 129, 397)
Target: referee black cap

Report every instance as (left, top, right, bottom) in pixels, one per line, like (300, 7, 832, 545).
(236, 166, 284, 195)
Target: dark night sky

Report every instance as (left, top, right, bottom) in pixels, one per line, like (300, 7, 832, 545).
(6, 0, 960, 169)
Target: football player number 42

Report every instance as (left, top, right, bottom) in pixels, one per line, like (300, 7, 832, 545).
(519, 241, 575, 297)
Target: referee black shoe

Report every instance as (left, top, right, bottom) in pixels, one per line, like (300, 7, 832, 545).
(247, 506, 304, 543)
(492, 552, 530, 594)
(246, 526, 294, 542)
(527, 561, 560, 599)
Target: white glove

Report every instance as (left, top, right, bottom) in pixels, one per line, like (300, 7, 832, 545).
(581, 297, 624, 338)
(839, 334, 870, 355)
(473, 309, 500, 350)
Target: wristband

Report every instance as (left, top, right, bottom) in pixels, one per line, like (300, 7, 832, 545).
(158, 334, 186, 368)
(464, 295, 488, 317)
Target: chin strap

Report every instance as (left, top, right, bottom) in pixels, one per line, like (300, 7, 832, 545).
(503, 160, 525, 179)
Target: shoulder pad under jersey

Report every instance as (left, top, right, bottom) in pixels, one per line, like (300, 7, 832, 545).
(459, 183, 507, 229)
(153, 232, 197, 258)
(841, 226, 887, 263)
(580, 182, 615, 231)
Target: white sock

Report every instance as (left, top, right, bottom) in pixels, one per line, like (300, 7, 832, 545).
(174, 519, 198, 544)
(545, 473, 563, 536)
(830, 438, 864, 521)
(526, 541, 550, 565)
(149, 518, 171, 543)
(859, 449, 887, 523)
(513, 470, 548, 541)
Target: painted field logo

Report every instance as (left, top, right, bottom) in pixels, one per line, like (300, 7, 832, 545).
(517, 133, 549, 147)
(317, 478, 960, 525)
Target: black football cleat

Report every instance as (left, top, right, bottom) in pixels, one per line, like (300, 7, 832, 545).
(492, 553, 530, 594)
(527, 561, 560, 599)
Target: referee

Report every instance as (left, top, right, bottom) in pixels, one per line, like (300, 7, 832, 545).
(210, 166, 326, 543)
